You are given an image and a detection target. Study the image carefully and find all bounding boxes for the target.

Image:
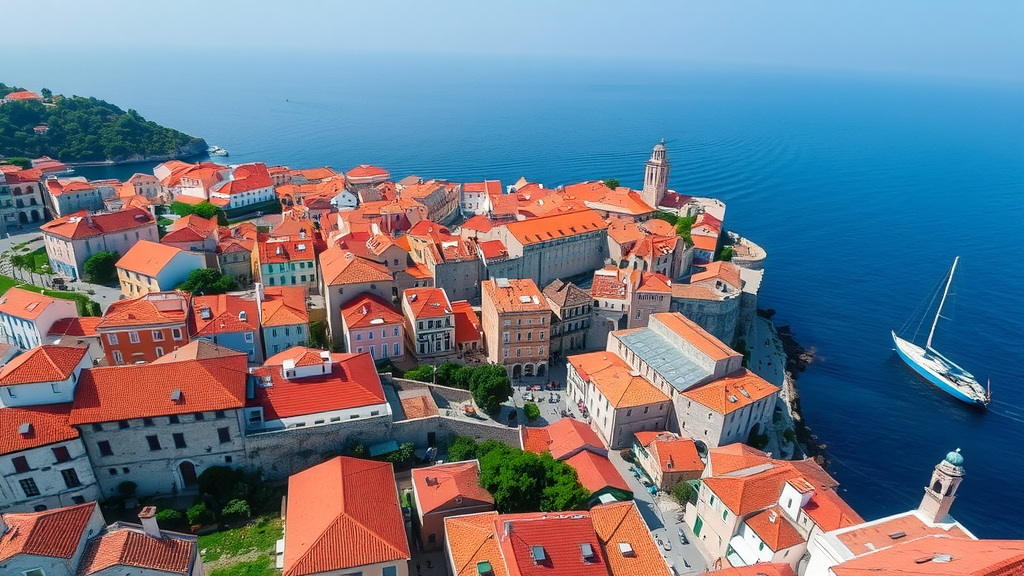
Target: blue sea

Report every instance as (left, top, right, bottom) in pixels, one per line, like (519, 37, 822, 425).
(6, 49, 1023, 538)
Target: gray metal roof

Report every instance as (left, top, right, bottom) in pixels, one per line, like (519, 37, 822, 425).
(619, 329, 711, 392)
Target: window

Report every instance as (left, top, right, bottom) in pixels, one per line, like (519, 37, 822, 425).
(51, 383, 60, 394)
(62, 468, 82, 488)
(215, 410, 226, 419)
(152, 330, 164, 341)
(173, 433, 186, 449)
(112, 350, 123, 365)
(172, 328, 183, 340)
(393, 327, 399, 337)
(19, 478, 40, 497)
(143, 417, 155, 427)
(383, 566, 398, 576)
(107, 333, 119, 345)
(710, 495, 716, 506)
(108, 468, 118, 476)
(168, 415, 179, 424)
(97, 441, 113, 456)
(146, 436, 161, 451)
(245, 332, 254, 343)
(52, 446, 71, 463)
(128, 331, 140, 344)
(155, 347, 164, 357)
(72, 495, 86, 504)
(722, 509, 728, 521)
(12, 456, 29, 473)
(91, 423, 103, 432)
(218, 427, 231, 443)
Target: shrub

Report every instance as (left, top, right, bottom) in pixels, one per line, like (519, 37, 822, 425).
(783, 428, 797, 445)
(672, 481, 697, 505)
(446, 435, 478, 462)
(83, 251, 119, 284)
(155, 509, 185, 529)
(186, 503, 215, 526)
(117, 481, 137, 498)
(403, 364, 434, 382)
(386, 442, 415, 465)
(523, 402, 541, 422)
(221, 498, 252, 520)
(197, 466, 245, 503)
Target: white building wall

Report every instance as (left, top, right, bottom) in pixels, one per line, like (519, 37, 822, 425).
(0, 298, 78, 349)
(0, 504, 105, 576)
(248, 403, 392, 433)
(153, 251, 207, 290)
(0, 438, 101, 513)
(0, 354, 89, 407)
(261, 323, 308, 357)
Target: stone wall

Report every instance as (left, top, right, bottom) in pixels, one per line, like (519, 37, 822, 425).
(670, 292, 740, 347)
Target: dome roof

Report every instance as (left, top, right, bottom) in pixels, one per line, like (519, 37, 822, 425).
(654, 138, 666, 151)
(944, 448, 964, 467)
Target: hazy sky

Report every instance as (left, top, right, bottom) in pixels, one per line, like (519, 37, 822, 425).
(5, 1, 1022, 82)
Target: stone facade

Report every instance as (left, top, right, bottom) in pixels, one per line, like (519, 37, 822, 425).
(0, 437, 100, 513)
(480, 278, 551, 379)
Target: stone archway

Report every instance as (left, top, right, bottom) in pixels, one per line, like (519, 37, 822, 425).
(512, 364, 522, 379)
(537, 363, 547, 377)
(18, 212, 27, 224)
(524, 363, 534, 377)
(29, 210, 39, 222)
(177, 461, 198, 490)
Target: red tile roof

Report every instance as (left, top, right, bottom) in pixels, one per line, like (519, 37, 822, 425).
(97, 291, 189, 330)
(250, 351, 386, 421)
(568, 352, 670, 409)
(706, 443, 772, 476)
(832, 535, 1024, 576)
(590, 501, 672, 576)
(404, 287, 452, 319)
(703, 458, 837, 517)
(482, 278, 549, 314)
(69, 342, 247, 424)
(78, 525, 196, 576)
(400, 393, 438, 419)
(651, 312, 740, 362)
(452, 300, 481, 345)
(412, 461, 493, 515)
(497, 511, 609, 576)
(834, 512, 974, 558)
(633, 432, 702, 475)
(341, 293, 404, 329)
(682, 369, 779, 415)
(463, 180, 502, 195)
(800, 484, 863, 532)
(116, 240, 191, 277)
(505, 209, 608, 246)
(745, 506, 805, 551)
(0, 345, 87, 386)
(478, 239, 508, 260)
(445, 512, 509, 576)
(0, 502, 97, 561)
(4, 90, 42, 101)
(522, 418, 607, 460)
(0, 403, 79, 456)
(692, 261, 742, 291)
(162, 214, 217, 244)
(346, 164, 390, 179)
(462, 215, 495, 233)
(284, 456, 409, 576)
(192, 294, 259, 336)
(565, 450, 630, 495)
(706, 565, 795, 576)
(214, 163, 272, 195)
(41, 208, 155, 240)
(260, 286, 309, 327)
(0, 287, 63, 321)
(320, 248, 393, 286)
(258, 237, 317, 265)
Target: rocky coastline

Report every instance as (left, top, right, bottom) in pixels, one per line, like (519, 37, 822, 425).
(65, 138, 208, 167)
(762, 309, 830, 467)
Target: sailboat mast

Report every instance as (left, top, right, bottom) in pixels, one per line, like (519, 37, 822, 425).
(927, 256, 959, 350)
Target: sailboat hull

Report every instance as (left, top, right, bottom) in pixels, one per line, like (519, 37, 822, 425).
(892, 332, 988, 407)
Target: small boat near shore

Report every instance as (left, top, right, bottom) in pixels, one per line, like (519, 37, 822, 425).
(892, 256, 990, 407)
(207, 145, 229, 157)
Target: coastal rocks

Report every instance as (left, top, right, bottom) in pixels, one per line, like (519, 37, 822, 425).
(67, 138, 209, 167)
(771, 320, 830, 467)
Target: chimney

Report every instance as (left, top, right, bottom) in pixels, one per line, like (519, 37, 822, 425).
(86, 214, 94, 227)
(503, 520, 512, 539)
(139, 506, 161, 538)
(255, 282, 265, 303)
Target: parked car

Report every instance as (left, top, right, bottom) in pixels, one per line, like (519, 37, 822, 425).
(678, 528, 688, 545)
(662, 539, 672, 552)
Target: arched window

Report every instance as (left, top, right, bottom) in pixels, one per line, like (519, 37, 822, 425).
(932, 480, 943, 493)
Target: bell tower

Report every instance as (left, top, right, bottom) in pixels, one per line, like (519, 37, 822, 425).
(918, 448, 965, 524)
(642, 139, 670, 209)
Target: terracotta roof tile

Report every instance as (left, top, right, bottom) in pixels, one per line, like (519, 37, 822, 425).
(482, 278, 548, 313)
(116, 240, 192, 277)
(0, 502, 97, 561)
(320, 248, 393, 286)
(522, 418, 606, 461)
(444, 512, 508, 576)
(565, 450, 630, 495)
(346, 164, 390, 180)
(505, 209, 608, 246)
(400, 393, 439, 420)
(477, 240, 508, 260)
(404, 287, 452, 319)
(497, 511, 608, 576)
(41, 208, 155, 240)
(97, 291, 189, 329)
(213, 163, 272, 196)
(692, 261, 742, 290)
(250, 350, 386, 420)
(744, 506, 804, 551)
(77, 525, 196, 575)
(452, 300, 481, 345)
(412, 461, 493, 515)
(681, 369, 779, 415)
(0, 345, 88, 386)
(643, 433, 703, 475)
(342, 293, 404, 330)
(834, 512, 974, 557)
(590, 501, 672, 576)
(258, 237, 317, 265)
(69, 342, 247, 424)
(260, 286, 309, 327)
(284, 457, 409, 576)
(706, 564, 796, 576)
(706, 443, 771, 476)
(0, 287, 63, 321)
(0, 403, 79, 456)
(192, 294, 260, 336)
(830, 535, 1024, 576)
(650, 312, 740, 361)
(568, 351, 670, 409)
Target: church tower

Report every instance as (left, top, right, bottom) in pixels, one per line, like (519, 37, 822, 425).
(918, 448, 965, 524)
(641, 139, 670, 209)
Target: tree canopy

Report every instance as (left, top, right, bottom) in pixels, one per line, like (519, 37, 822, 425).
(176, 268, 239, 295)
(83, 251, 119, 284)
(0, 82, 204, 163)
(469, 363, 513, 413)
(477, 440, 589, 513)
(171, 201, 228, 226)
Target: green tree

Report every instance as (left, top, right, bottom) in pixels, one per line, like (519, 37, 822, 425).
(603, 178, 620, 190)
(436, 361, 471, 388)
(674, 215, 695, 244)
(672, 481, 697, 505)
(40, 88, 52, 100)
(523, 402, 541, 422)
(403, 364, 435, 383)
(176, 268, 239, 295)
(446, 436, 479, 462)
(2, 157, 31, 169)
(479, 443, 588, 513)
(718, 245, 735, 262)
(541, 455, 590, 511)
(171, 201, 196, 217)
(387, 442, 416, 465)
(654, 211, 678, 225)
(83, 251, 119, 284)
(194, 201, 229, 226)
(469, 363, 512, 413)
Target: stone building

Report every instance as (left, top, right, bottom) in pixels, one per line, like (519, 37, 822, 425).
(677, 369, 778, 449)
(0, 167, 46, 228)
(95, 291, 190, 366)
(641, 140, 670, 209)
(217, 223, 258, 288)
(591, 267, 672, 333)
(480, 278, 551, 378)
(410, 460, 494, 551)
(670, 261, 763, 348)
(116, 240, 206, 299)
(631, 431, 703, 491)
(341, 293, 405, 361)
(542, 279, 593, 358)
(68, 342, 248, 498)
(405, 221, 481, 304)
(320, 248, 395, 346)
(45, 178, 108, 218)
(398, 179, 461, 224)
(0, 502, 107, 576)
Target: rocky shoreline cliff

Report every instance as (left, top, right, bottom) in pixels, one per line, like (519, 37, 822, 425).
(66, 138, 208, 167)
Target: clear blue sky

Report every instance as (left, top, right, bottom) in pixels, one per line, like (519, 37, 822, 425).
(5, 0, 1022, 82)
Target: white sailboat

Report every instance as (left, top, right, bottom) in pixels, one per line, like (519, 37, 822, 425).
(891, 257, 990, 407)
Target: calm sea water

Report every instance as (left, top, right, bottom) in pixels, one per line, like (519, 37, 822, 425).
(6, 50, 1023, 538)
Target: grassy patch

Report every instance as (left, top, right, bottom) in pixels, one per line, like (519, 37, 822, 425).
(209, 558, 278, 576)
(198, 514, 282, 563)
